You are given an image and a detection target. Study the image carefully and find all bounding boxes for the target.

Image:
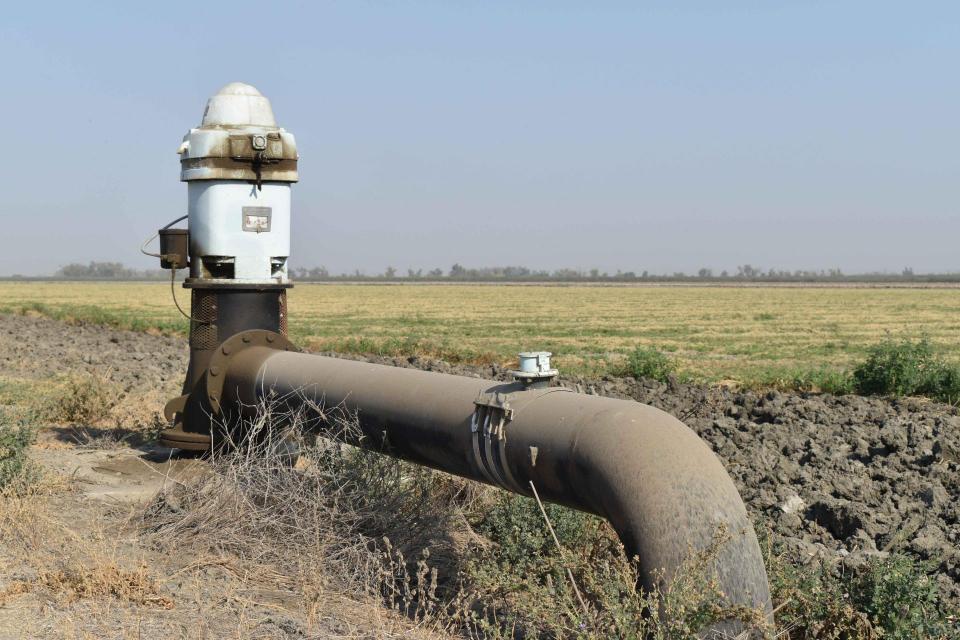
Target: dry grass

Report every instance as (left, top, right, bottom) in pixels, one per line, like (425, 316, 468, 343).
(132, 400, 772, 639)
(2, 282, 959, 384)
(37, 374, 167, 447)
(137, 400, 468, 638)
(0, 457, 451, 639)
(0, 562, 173, 609)
(0, 489, 176, 638)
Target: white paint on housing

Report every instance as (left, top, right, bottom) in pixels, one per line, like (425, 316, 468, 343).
(188, 181, 291, 282)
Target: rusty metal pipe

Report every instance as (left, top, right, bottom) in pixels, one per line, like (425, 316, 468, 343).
(217, 346, 772, 623)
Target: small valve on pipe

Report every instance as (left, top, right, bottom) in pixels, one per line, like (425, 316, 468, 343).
(512, 351, 558, 388)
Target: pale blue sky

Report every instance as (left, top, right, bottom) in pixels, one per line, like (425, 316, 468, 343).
(2, 2, 957, 275)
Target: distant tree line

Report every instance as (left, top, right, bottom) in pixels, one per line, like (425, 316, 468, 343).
(55, 262, 169, 280)
(289, 263, 960, 283)
(1, 261, 172, 281)
(2, 261, 955, 283)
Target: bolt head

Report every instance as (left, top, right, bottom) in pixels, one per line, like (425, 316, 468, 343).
(242, 335, 251, 343)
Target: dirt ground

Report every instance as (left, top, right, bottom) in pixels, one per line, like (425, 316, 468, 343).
(0, 315, 445, 639)
(1, 313, 958, 638)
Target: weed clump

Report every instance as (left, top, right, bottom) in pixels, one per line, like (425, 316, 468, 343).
(624, 345, 676, 382)
(765, 531, 959, 640)
(464, 493, 767, 638)
(475, 492, 596, 573)
(850, 554, 955, 640)
(852, 337, 960, 403)
(47, 374, 119, 425)
(0, 413, 35, 491)
(39, 374, 165, 446)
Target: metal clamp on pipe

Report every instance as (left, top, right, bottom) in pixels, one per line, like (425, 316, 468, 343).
(471, 371, 573, 494)
(472, 390, 522, 492)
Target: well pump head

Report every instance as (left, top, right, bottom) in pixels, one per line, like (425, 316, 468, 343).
(178, 82, 298, 285)
(160, 83, 298, 452)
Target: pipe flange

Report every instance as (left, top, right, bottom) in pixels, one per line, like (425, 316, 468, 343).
(511, 370, 559, 383)
(204, 329, 299, 414)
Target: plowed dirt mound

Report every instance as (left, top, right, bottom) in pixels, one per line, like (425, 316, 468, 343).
(339, 354, 960, 604)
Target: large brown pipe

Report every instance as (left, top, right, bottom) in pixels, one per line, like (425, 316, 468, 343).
(217, 346, 772, 629)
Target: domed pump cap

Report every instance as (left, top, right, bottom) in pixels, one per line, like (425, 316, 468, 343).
(179, 82, 298, 183)
(201, 82, 277, 128)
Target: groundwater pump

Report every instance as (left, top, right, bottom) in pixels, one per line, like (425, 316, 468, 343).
(151, 83, 772, 633)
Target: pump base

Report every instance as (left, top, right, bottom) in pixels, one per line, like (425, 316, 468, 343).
(159, 425, 212, 452)
(161, 329, 299, 452)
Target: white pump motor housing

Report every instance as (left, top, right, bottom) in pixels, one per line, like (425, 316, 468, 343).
(178, 83, 298, 285)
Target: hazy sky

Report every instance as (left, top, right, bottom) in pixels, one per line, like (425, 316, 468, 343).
(2, 2, 957, 276)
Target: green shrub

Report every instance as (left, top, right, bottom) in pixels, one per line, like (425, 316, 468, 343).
(851, 555, 954, 640)
(852, 337, 960, 403)
(925, 361, 960, 404)
(0, 416, 35, 491)
(624, 345, 676, 382)
(766, 535, 958, 640)
(464, 495, 769, 638)
(46, 374, 118, 425)
(853, 337, 938, 396)
(474, 493, 596, 574)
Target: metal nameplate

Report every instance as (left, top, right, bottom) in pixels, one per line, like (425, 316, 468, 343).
(242, 206, 272, 233)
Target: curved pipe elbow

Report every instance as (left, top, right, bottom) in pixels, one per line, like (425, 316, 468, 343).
(499, 392, 772, 614)
(219, 349, 772, 620)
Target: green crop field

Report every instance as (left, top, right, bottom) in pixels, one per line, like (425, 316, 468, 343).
(2, 281, 958, 387)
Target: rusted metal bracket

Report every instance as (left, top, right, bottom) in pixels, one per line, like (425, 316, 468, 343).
(229, 132, 284, 191)
(163, 394, 189, 423)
